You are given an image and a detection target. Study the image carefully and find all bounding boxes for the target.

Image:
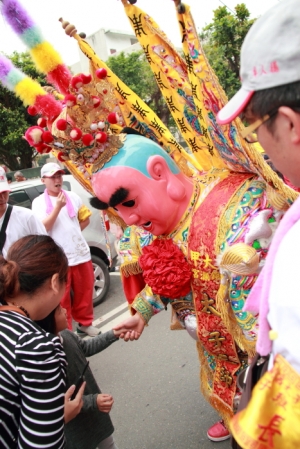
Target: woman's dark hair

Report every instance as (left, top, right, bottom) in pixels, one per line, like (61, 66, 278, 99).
(0, 235, 68, 302)
(36, 308, 57, 334)
(248, 80, 300, 132)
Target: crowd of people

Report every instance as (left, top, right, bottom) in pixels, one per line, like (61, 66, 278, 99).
(1, 0, 300, 447)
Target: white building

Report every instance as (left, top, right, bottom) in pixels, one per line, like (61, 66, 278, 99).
(71, 29, 140, 74)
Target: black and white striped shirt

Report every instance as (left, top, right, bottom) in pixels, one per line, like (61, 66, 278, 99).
(0, 310, 67, 448)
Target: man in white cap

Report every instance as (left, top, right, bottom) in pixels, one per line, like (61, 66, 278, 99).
(0, 166, 46, 257)
(217, 0, 300, 444)
(32, 162, 101, 337)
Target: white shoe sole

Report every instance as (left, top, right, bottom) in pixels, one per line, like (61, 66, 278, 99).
(206, 432, 231, 442)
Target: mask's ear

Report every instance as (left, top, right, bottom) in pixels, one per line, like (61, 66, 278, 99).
(147, 155, 171, 180)
(147, 155, 186, 201)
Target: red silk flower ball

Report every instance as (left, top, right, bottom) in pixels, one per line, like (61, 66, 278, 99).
(95, 68, 107, 79)
(139, 239, 192, 299)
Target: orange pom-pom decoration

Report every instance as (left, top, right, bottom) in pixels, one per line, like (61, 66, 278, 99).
(37, 117, 47, 128)
(107, 112, 118, 124)
(96, 68, 107, 79)
(56, 119, 68, 131)
(70, 128, 82, 141)
(42, 130, 54, 144)
(95, 132, 108, 143)
(27, 105, 38, 116)
(65, 94, 77, 107)
(82, 133, 94, 146)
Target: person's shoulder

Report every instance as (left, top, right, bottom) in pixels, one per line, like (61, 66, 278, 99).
(12, 205, 36, 217)
(32, 192, 45, 204)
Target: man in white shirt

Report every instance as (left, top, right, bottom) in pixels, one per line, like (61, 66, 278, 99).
(217, 0, 300, 373)
(0, 167, 46, 257)
(32, 163, 100, 337)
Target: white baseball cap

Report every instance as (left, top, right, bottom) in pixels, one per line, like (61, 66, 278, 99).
(217, 0, 300, 125)
(41, 162, 65, 178)
(0, 167, 11, 193)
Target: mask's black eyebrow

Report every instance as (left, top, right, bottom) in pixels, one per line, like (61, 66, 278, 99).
(89, 197, 109, 210)
(109, 188, 129, 208)
(89, 188, 129, 210)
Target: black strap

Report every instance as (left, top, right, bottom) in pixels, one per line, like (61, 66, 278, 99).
(0, 205, 13, 254)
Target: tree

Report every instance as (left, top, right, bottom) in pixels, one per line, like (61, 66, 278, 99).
(0, 52, 46, 170)
(201, 4, 255, 99)
(106, 51, 172, 126)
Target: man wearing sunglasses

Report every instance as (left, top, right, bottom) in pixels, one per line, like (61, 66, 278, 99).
(217, 0, 300, 444)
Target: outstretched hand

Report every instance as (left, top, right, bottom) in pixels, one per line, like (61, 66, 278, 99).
(113, 313, 145, 341)
(64, 381, 86, 423)
(97, 393, 114, 413)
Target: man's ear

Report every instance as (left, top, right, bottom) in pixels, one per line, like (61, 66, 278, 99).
(278, 107, 300, 144)
(147, 155, 170, 180)
(41, 177, 45, 184)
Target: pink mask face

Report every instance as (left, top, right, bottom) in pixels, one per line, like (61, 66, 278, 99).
(92, 166, 184, 236)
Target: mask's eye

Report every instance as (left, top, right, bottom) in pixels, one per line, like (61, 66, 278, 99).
(122, 199, 135, 208)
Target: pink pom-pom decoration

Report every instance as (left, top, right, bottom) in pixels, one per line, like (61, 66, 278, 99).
(57, 151, 69, 162)
(56, 119, 68, 131)
(42, 130, 54, 144)
(95, 132, 108, 143)
(92, 96, 101, 108)
(37, 117, 47, 128)
(107, 112, 118, 124)
(95, 68, 107, 79)
(27, 105, 38, 116)
(64, 94, 77, 107)
(34, 143, 48, 154)
(70, 128, 82, 141)
(71, 75, 83, 90)
(81, 74, 92, 84)
(82, 133, 95, 146)
(25, 126, 44, 146)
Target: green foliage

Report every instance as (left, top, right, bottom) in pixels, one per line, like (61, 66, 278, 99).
(0, 52, 45, 170)
(201, 4, 255, 99)
(106, 51, 172, 126)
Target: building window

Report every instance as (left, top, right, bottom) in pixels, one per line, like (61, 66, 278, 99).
(110, 49, 116, 54)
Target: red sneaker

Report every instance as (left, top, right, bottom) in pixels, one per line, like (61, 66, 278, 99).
(207, 420, 230, 442)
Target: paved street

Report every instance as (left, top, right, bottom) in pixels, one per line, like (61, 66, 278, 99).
(86, 273, 231, 449)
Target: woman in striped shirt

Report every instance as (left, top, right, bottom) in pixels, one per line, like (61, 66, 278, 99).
(0, 235, 76, 448)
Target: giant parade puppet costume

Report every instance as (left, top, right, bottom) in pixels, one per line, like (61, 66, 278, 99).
(1, 0, 298, 441)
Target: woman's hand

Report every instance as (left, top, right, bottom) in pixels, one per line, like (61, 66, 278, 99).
(64, 381, 86, 423)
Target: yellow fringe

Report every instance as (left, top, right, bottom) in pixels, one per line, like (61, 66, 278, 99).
(216, 283, 256, 357)
(196, 342, 233, 429)
(120, 261, 142, 277)
(106, 209, 127, 230)
(30, 41, 63, 74)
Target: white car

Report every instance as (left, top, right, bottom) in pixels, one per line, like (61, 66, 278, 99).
(8, 175, 117, 306)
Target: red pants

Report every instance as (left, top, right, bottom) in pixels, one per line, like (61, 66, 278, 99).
(61, 260, 94, 330)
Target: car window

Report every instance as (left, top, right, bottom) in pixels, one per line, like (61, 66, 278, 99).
(9, 190, 31, 209)
(63, 181, 71, 191)
(36, 185, 46, 194)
